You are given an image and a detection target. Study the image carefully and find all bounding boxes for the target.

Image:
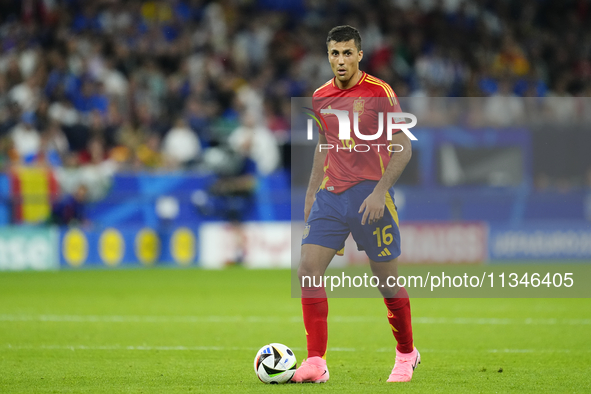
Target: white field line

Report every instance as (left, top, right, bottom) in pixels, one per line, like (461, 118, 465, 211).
(0, 314, 589, 325)
(2, 344, 588, 353)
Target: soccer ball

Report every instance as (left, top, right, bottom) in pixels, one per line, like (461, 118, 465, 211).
(254, 343, 297, 384)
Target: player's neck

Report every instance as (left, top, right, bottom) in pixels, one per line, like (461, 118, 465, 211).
(335, 70, 363, 90)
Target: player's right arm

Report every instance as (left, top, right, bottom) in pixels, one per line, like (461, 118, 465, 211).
(304, 133, 328, 222)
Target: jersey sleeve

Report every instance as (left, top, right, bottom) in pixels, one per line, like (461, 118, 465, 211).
(378, 83, 405, 135)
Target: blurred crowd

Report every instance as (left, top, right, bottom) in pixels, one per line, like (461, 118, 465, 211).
(0, 0, 590, 178)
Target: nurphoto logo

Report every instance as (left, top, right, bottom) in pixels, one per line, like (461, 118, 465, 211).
(304, 107, 418, 153)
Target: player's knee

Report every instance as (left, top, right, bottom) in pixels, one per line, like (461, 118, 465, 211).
(297, 265, 322, 281)
(372, 272, 401, 298)
(297, 260, 326, 284)
(379, 284, 401, 298)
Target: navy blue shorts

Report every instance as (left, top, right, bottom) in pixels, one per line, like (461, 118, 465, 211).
(302, 181, 401, 262)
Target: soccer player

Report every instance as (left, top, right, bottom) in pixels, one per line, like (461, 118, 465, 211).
(292, 25, 418, 383)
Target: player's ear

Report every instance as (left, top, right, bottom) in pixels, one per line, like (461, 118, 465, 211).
(358, 50, 363, 63)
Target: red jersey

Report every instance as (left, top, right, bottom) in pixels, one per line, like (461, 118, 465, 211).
(312, 72, 403, 193)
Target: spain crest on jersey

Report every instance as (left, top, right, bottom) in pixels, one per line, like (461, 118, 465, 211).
(353, 98, 365, 116)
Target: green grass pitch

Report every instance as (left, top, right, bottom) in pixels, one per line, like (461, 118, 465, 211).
(0, 268, 590, 393)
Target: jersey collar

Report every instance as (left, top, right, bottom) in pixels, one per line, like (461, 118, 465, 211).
(332, 71, 366, 91)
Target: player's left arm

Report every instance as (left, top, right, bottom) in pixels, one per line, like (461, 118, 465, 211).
(359, 131, 412, 225)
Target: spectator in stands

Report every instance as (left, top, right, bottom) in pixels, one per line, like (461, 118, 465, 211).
(483, 78, 525, 127)
(79, 137, 108, 166)
(35, 98, 51, 133)
(545, 75, 577, 124)
(48, 92, 80, 128)
(10, 112, 41, 162)
(50, 184, 89, 226)
(228, 113, 279, 176)
(184, 97, 212, 147)
(0, 74, 9, 128)
(9, 74, 41, 113)
(38, 122, 69, 167)
(135, 134, 164, 170)
(161, 118, 202, 169)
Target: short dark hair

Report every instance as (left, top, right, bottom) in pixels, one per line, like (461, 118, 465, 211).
(326, 25, 362, 52)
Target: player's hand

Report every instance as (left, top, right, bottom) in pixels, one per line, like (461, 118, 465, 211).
(359, 191, 385, 225)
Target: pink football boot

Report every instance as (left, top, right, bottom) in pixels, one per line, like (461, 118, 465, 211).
(387, 347, 420, 382)
(291, 356, 330, 383)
